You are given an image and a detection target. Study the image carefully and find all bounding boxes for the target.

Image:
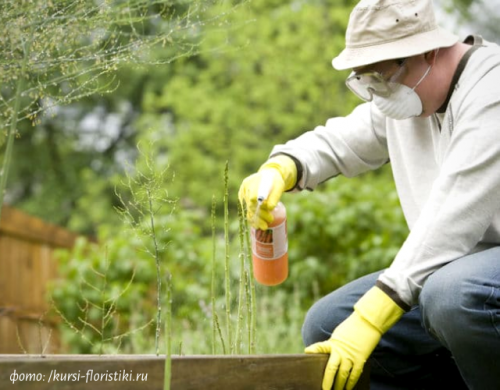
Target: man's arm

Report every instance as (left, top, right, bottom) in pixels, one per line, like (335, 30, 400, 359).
(270, 102, 389, 191)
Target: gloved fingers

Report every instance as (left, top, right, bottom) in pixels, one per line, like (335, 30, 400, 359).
(247, 206, 274, 230)
(332, 358, 353, 390)
(238, 173, 259, 207)
(323, 351, 341, 390)
(304, 340, 331, 354)
(239, 173, 260, 226)
(345, 363, 364, 390)
(265, 177, 285, 210)
(249, 213, 271, 231)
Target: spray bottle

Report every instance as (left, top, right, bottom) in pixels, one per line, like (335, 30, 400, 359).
(250, 171, 288, 286)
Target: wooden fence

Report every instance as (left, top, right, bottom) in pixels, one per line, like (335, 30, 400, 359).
(0, 205, 79, 354)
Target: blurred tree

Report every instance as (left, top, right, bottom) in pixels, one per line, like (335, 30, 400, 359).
(439, 0, 500, 43)
(139, 0, 360, 211)
(0, 0, 246, 223)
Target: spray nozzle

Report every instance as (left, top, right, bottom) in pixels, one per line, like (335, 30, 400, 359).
(257, 170, 275, 205)
(252, 170, 275, 229)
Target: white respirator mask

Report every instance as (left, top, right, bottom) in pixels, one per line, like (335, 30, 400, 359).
(373, 63, 432, 120)
(346, 52, 436, 121)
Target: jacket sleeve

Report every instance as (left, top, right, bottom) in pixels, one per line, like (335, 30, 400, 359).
(379, 65, 500, 307)
(270, 103, 389, 191)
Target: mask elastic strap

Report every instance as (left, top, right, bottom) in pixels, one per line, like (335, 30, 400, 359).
(411, 49, 438, 92)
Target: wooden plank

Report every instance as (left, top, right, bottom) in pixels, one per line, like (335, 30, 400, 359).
(0, 354, 370, 389)
(0, 317, 18, 353)
(0, 205, 79, 248)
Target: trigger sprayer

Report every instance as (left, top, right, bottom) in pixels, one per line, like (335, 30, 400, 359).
(250, 171, 289, 286)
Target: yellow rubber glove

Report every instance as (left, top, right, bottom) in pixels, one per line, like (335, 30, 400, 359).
(305, 286, 405, 390)
(238, 155, 297, 230)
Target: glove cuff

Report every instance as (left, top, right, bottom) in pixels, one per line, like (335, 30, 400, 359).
(354, 286, 405, 334)
(259, 155, 297, 191)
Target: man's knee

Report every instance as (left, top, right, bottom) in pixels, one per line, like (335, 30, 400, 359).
(302, 272, 382, 346)
(301, 294, 347, 346)
(419, 262, 492, 346)
(301, 309, 326, 347)
(420, 268, 463, 336)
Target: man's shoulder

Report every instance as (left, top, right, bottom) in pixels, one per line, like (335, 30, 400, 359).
(459, 41, 500, 90)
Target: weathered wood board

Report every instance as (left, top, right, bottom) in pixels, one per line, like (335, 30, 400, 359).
(0, 354, 370, 389)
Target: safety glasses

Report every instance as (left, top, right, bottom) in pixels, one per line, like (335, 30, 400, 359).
(345, 59, 407, 102)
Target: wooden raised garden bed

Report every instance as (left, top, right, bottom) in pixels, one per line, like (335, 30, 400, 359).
(0, 354, 370, 389)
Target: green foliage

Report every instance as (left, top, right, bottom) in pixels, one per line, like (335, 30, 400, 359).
(51, 234, 156, 354)
(142, 0, 359, 209)
(50, 206, 214, 353)
(285, 167, 407, 302)
(51, 164, 407, 354)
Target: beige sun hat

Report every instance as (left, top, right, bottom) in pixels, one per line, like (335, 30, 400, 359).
(332, 0, 459, 70)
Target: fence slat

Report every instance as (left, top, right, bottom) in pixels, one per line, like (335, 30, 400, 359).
(0, 354, 370, 390)
(0, 205, 78, 248)
(0, 205, 77, 353)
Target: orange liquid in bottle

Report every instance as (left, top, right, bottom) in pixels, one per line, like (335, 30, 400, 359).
(251, 202, 288, 286)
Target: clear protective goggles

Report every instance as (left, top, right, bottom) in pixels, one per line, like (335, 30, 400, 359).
(345, 59, 407, 102)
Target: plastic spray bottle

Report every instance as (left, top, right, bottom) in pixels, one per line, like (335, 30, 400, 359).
(250, 171, 288, 286)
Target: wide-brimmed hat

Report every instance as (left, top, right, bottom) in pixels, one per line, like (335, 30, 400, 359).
(332, 0, 459, 70)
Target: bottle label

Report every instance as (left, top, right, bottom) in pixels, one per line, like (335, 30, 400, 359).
(251, 220, 288, 260)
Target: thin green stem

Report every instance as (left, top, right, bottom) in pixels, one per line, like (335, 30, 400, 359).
(0, 41, 29, 219)
(244, 215, 257, 353)
(211, 195, 217, 354)
(214, 311, 226, 355)
(148, 186, 162, 355)
(223, 161, 232, 354)
(244, 270, 251, 354)
(163, 273, 172, 390)
(99, 258, 109, 355)
(235, 201, 246, 353)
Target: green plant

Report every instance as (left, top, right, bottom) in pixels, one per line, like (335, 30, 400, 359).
(50, 159, 261, 357)
(214, 162, 257, 355)
(51, 236, 156, 354)
(164, 272, 173, 390)
(115, 141, 176, 354)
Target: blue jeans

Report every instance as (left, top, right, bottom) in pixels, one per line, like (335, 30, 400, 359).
(302, 247, 500, 390)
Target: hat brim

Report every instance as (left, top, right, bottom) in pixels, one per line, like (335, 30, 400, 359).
(332, 27, 460, 70)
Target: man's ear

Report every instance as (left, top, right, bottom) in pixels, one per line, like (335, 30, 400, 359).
(424, 49, 439, 65)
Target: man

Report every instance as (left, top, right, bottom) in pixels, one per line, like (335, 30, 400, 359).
(238, 0, 500, 389)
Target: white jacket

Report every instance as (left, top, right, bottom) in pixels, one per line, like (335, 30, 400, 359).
(271, 41, 500, 308)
